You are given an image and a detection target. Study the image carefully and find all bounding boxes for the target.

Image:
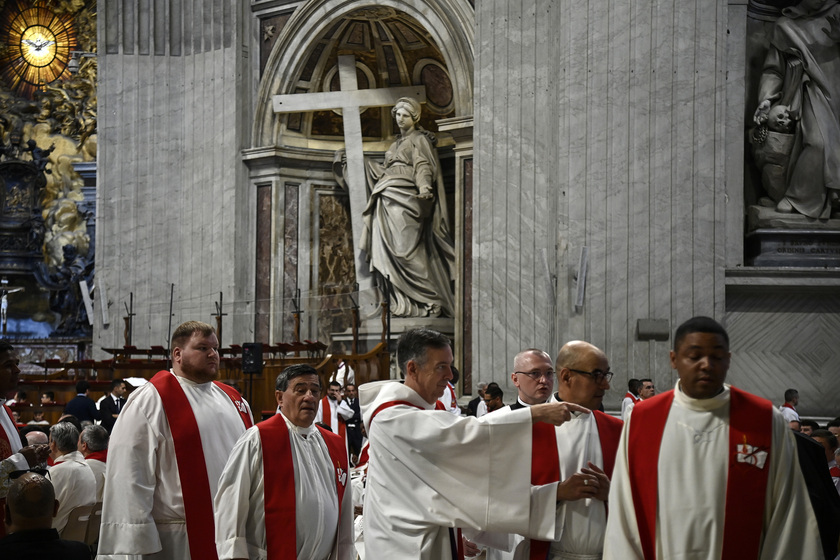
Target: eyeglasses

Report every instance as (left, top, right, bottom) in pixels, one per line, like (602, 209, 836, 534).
(10, 467, 49, 480)
(514, 370, 556, 381)
(567, 368, 614, 383)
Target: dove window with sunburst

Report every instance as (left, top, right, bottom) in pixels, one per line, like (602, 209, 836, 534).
(21, 25, 57, 66)
(0, 1, 77, 99)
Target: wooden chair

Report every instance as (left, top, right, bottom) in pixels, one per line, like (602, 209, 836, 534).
(85, 501, 103, 546)
(59, 503, 93, 542)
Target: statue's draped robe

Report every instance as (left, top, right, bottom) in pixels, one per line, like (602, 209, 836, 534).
(360, 129, 455, 317)
(759, 1, 840, 218)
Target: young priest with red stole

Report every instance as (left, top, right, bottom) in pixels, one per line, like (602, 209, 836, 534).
(98, 321, 253, 560)
(603, 316, 821, 560)
(214, 364, 353, 560)
(315, 380, 346, 440)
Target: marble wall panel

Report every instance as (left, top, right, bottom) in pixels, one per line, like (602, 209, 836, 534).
(316, 192, 355, 345)
(255, 184, 272, 342)
(474, 0, 731, 408)
(726, 289, 840, 417)
(281, 185, 299, 342)
(94, 0, 254, 354)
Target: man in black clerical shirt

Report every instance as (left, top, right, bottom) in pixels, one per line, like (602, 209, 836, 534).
(507, 348, 554, 410)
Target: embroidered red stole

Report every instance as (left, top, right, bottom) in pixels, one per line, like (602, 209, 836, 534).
(435, 400, 447, 410)
(214, 381, 254, 429)
(528, 411, 623, 560)
(321, 396, 346, 439)
(628, 387, 773, 560)
(624, 392, 641, 403)
(150, 371, 252, 560)
(258, 413, 349, 559)
(85, 449, 108, 463)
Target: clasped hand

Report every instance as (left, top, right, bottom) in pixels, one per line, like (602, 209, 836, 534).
(556, 462, 610, 502)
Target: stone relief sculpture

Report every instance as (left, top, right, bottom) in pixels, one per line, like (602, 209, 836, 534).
(335, 97, 455, 317)
(751, 0, 840, 218)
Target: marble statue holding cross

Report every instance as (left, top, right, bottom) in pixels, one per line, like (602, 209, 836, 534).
(273, 56, 455, 318)
(336, 96, 455, 317)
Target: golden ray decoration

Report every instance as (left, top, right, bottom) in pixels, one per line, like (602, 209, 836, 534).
(0, 0, 78, 99)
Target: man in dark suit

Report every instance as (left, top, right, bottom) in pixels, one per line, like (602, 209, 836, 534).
(63, 380, 100, 424)
(794, 430, 840, 560)
(338, 383, 364, 462)
(467, 382, 487, 416)
(0, 471, 90, 560)
(98, 379, 127, 433)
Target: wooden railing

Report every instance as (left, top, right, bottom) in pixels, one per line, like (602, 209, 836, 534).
(20, 342, 389, 424)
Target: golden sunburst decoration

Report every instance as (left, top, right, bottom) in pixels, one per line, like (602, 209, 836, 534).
(0, 0, 78, 99)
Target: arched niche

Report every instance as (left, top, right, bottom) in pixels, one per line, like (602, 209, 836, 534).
(252, 0, 474, 148)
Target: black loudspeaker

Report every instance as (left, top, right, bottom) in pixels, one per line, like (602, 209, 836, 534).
(242, 343, 263, 374)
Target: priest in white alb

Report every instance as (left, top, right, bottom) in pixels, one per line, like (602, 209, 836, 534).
(360, 328, 590, 560)
(97, 321, 253, 560)
(471, 341, 623, 560)
(316, 380, 346, 440)
(214, 364, 353, 560)
(603, 316, 821, 560)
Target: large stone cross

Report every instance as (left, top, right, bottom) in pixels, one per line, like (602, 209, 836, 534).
(273, 54, 426, 317)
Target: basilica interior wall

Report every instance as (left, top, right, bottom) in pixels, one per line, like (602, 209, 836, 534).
(94, 0, 256, 353)
(473, 0, 730, 407)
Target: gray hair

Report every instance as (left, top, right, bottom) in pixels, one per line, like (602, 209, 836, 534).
(396, 328, 451, 377)
(80, 425, 109, 451)
(276, 364, 320, 392)
(49, 422, 80, 454)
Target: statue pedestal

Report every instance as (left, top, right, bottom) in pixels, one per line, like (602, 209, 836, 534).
(746, 205, 840, 267)
(332, 317, 455, 350)
(331, 317, 455, 378)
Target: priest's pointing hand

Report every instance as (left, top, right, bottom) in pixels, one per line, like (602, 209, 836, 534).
(19, 444, 50, 467)
(529, 401, 590, 425)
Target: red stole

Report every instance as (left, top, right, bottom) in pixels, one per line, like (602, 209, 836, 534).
(356, 442, 370, 467)
(321, 396, 346, 440)
(628, 387, 773, 560)
(781, 402, 795, 410)
(528, 411, 623, 560)
(0, 405, 15, 460)
(442, 382, 457, 409)
(214, 381, 253, 429)
(85, 449, 108, 463)
(624, 391, 641, 403)
(150, 371, 252, 560)
(258, 413, 348, 560)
